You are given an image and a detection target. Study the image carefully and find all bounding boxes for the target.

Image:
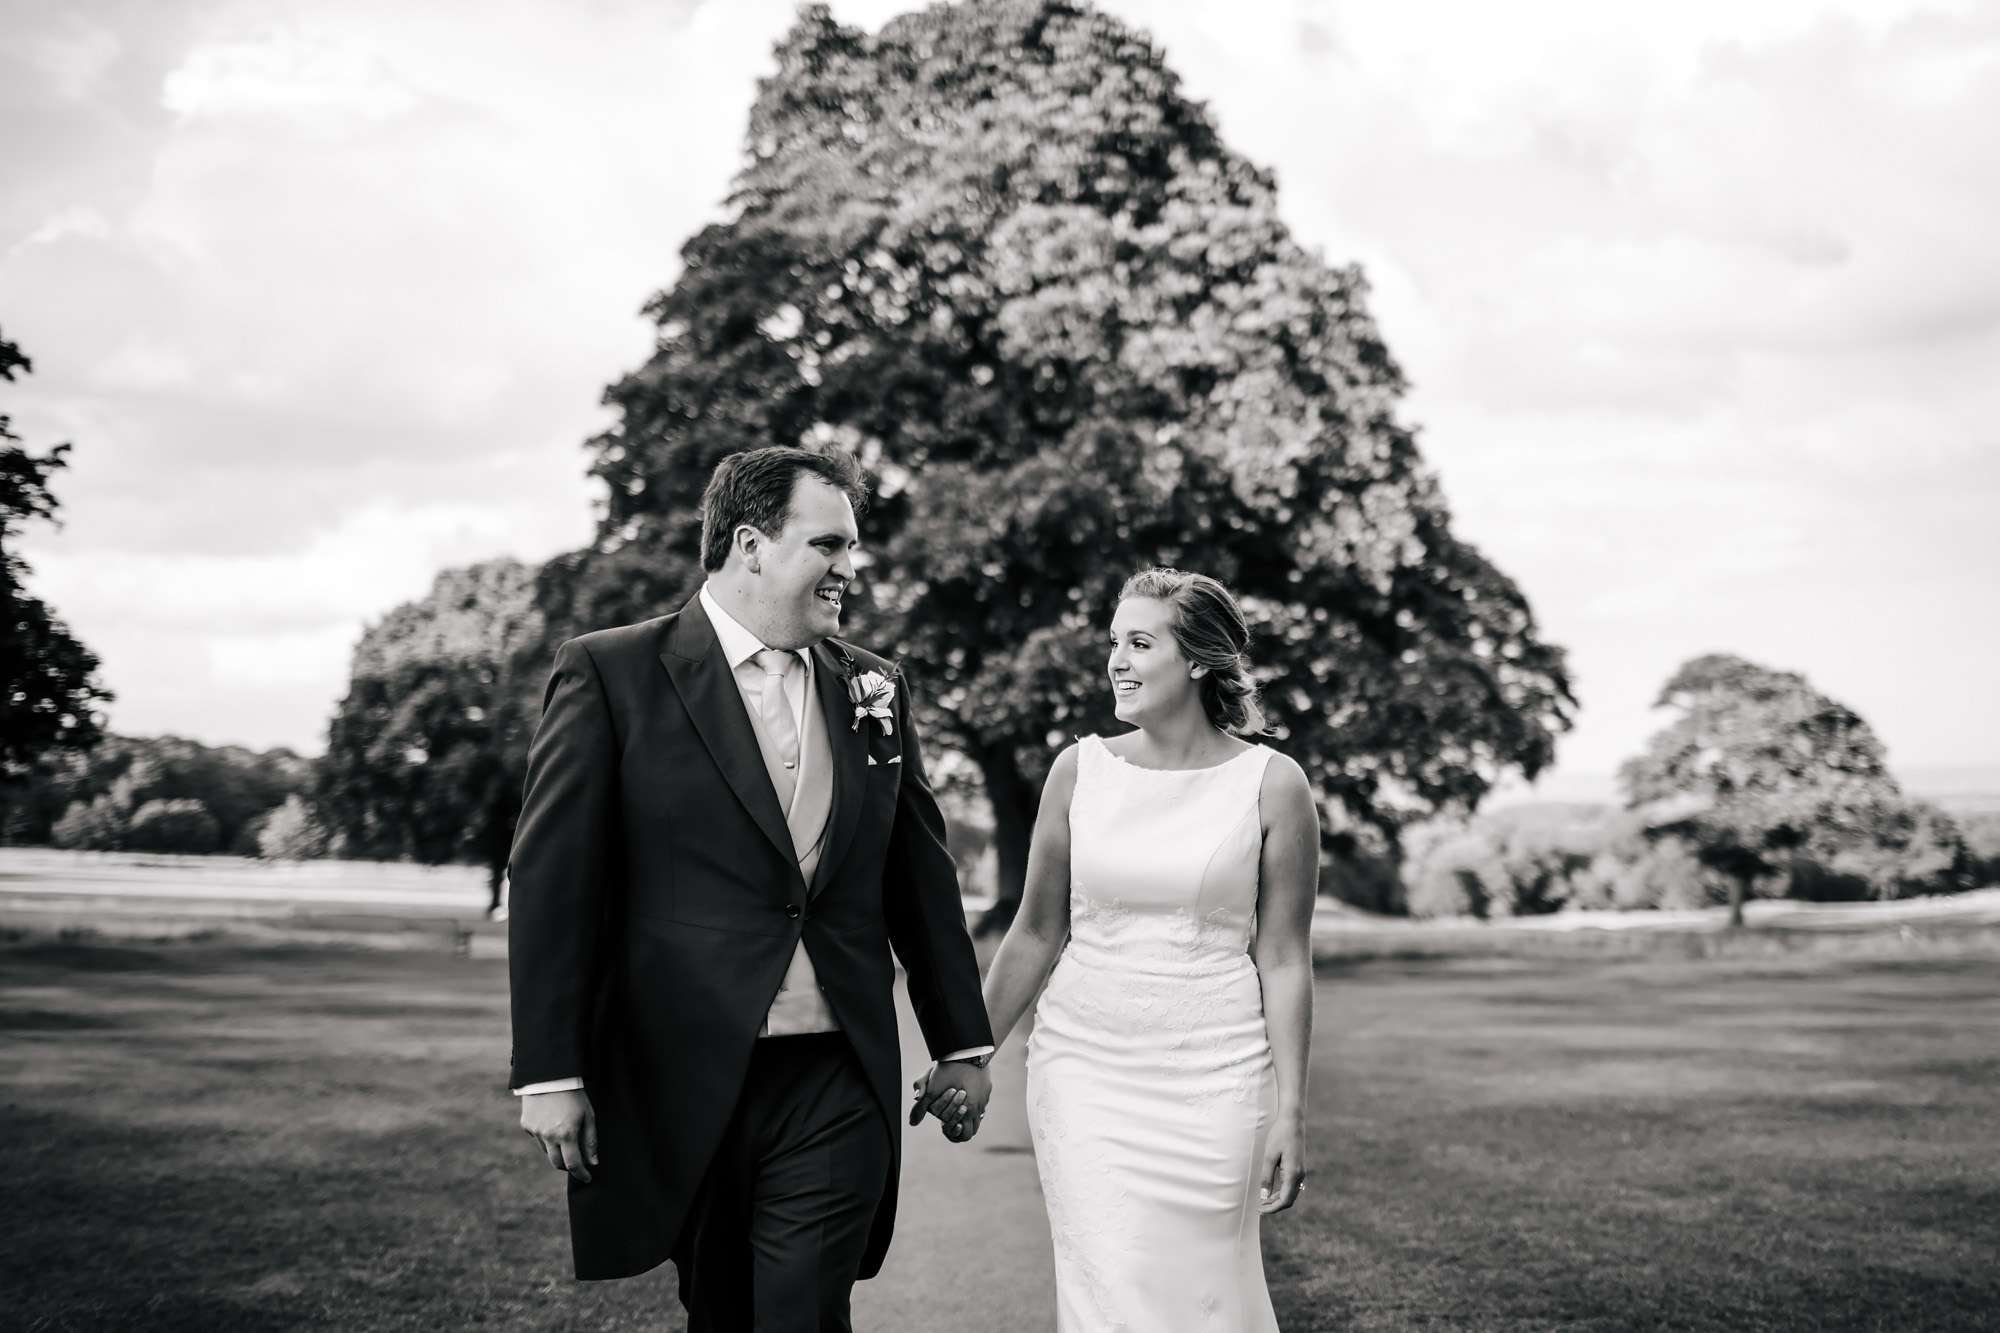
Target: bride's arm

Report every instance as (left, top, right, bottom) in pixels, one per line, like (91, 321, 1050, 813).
(980, 743, 1080, 1051)
(1252, 753, 1320, 1214)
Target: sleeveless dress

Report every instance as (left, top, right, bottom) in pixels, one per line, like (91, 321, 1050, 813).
(1025, 734, 1281, 1332)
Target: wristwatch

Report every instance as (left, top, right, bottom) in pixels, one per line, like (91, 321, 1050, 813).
(944, 1051, 992, 1069)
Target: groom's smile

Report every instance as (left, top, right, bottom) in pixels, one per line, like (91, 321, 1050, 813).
(802, 575, 846, 631)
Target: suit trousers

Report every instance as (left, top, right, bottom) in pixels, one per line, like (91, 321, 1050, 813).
(674, 1033, 892, 1333)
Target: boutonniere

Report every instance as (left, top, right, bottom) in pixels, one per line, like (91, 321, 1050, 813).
(833, 646, 901, 743)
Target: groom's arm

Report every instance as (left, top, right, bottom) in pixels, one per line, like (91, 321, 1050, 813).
(879, 673, 995, 1060)
(507, 637, 621, 1091)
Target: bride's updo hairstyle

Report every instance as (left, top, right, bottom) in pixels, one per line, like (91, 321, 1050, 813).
(1118, 567, 1267, 737)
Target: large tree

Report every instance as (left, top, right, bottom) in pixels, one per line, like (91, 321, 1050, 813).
(552, 1, 1574, 922)
(1620, 653, 1967, 925)
(319, 559, 543, 905)
(1, 328, 112, 776)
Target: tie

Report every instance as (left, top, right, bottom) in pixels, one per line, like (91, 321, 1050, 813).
(752, 648, 799, 811)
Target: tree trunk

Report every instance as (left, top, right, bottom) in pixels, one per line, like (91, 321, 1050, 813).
(973, 747, 1037, 938)
(1727, 872, 1747, 928)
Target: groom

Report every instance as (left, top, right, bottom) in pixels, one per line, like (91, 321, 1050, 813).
(508, 446, 995, 1331)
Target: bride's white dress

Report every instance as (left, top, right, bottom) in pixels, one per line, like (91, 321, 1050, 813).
(1026, 734, 1281, 1332)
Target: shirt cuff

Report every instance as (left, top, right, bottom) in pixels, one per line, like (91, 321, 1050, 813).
(512, 1077, 586, 1096)
(940, 1046, 996, 1064)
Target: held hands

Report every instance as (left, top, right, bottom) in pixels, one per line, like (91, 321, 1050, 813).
(908, 1059, 992, 1143)
(1258, 1112, 1308, 1214)
(521, 1089, 598, 1184)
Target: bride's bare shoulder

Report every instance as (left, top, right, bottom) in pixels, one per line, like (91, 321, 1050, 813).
(1040, 740, 1085, 807)
(1257, 748, 1315, 820)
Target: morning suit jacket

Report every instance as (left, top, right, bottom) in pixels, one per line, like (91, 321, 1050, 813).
(506, 594, 993, 1280)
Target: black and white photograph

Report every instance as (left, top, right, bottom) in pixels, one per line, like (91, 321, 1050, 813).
(2, 1, 1996, 1329)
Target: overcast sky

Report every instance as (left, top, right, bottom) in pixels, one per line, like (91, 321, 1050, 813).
(3, 0, 1995, 795)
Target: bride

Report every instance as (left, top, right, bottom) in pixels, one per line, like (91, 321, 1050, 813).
(977, 566, 1319, 1330)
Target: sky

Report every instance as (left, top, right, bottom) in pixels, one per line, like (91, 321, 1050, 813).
(3, 0, 1996, 798)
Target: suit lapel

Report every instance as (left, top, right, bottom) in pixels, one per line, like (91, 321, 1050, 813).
(810, 641, 869, 896)
(658, 598, 796, 870)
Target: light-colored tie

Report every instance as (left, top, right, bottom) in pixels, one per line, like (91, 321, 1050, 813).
(752, 648, 799, 811)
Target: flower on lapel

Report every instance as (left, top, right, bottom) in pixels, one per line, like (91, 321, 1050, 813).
(848, 668, 897, 736)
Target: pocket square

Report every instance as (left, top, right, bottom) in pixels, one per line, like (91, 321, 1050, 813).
(867, 755, 878, 766)
(886, 755, 901, 765)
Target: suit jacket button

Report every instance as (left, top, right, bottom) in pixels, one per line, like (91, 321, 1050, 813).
(785, 903, 802, 921)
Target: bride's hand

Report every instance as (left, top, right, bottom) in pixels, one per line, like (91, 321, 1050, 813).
(1258, 1114, 1307, 1214)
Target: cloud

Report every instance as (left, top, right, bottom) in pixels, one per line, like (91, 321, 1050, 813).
(15, 205, 113, 251)
(161, 31, 421, 125)
(20, 492, 587, 749)
(14, 18, 123, 103)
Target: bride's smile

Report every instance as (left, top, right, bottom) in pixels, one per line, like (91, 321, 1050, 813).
(1108, 596, 1201, 725)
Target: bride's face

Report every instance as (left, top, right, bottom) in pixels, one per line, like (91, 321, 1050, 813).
(1108, 596, 1202, 726)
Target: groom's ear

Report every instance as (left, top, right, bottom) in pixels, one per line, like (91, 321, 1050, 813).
(735, 524, 763, 573)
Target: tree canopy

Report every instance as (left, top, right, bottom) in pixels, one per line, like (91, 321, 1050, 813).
(318, 559, 543, 892)
(539, 0, 1574, 916)
(1, 328, 113, 776)
(1620, 653, 1967, 922)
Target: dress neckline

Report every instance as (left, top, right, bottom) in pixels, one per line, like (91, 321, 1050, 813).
(1091, 734, 1264, 775)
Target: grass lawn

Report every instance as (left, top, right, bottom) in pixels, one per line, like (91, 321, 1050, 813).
(3, 939, 1996, 1331)
(1271, 955, 2000, 1332)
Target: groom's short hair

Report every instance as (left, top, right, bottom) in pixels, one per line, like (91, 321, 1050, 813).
(700, 447, 869, 573)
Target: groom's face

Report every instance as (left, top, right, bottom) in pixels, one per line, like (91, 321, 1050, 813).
(744, 476, 858, 649)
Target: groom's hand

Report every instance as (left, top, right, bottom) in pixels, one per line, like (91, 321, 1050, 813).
(909, 1060, 991, 1142)
(521, 1089, 598, 1183)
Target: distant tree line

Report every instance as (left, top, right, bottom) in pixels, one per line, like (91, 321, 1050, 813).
(1401, 799, 1982, 920)
(291, 575, 1993, 918)
(0, 735, 317, 857)
(8, 602, 1993, 915)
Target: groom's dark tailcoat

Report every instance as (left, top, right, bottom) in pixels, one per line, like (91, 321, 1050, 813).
(507, 595, 992, 1281)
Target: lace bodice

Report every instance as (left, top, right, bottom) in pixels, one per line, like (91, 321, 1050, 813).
(1066, 734, 1272, 969)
